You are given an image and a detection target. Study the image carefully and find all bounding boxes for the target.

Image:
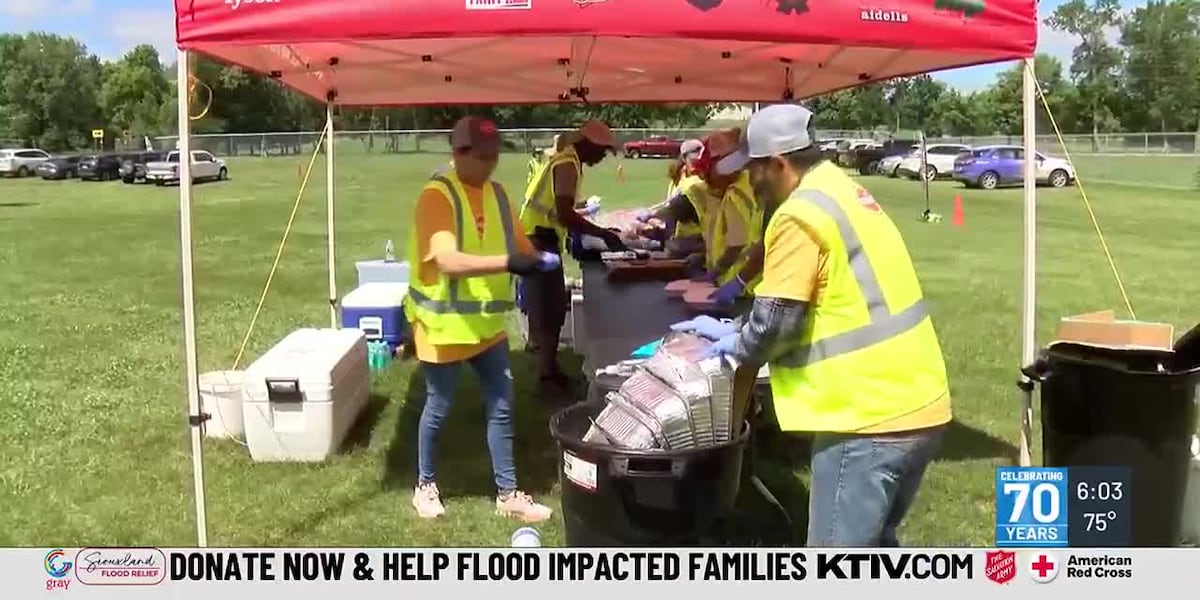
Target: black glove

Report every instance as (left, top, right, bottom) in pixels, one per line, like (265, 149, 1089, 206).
(507, 253, 541, 276)
(601, 228, 628, 251)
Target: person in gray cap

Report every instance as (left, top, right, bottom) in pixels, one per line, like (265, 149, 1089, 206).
(404, 116, 558, 524)
(670, 103, 952, 547)
(631, 139, 705, 250)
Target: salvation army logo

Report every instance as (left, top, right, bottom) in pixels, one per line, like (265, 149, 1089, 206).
(984, 551, 1016, 584)
(856, 188, 883, 213)
(1026, 552, 1060, 584)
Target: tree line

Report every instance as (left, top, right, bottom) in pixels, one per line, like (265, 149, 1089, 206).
(1, 0, 1196, 152)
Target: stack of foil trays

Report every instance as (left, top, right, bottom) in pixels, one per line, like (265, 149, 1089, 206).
(584, 332, 737, 450)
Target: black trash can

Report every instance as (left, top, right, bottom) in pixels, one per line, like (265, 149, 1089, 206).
(1025, 341, 1200, 546)
(549, 401, 750, 546)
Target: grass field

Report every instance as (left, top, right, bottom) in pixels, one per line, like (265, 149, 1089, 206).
(1, 151, 1197, 548)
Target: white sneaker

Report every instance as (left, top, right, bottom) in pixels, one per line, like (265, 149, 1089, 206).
(496, 490, 553, 523)
(412, 483, 446, 519)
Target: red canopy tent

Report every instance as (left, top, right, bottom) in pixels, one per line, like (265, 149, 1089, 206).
(173, 0, 1040, 546)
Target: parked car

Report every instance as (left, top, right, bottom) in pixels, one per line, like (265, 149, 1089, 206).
(0, 148, 52, 177)
(896, 144, 971, 180)
(952, 145, 1076, 190)
(622, 136, 683, 158)
(878, 145, 921, 177)
(835, 139, 877, 167)
(145, 150, 228, 185)
(78, 154, 129, 181)
(36, 155, 83, 180)
(851, 139, 919, 175)
(121, 151, 166, 184)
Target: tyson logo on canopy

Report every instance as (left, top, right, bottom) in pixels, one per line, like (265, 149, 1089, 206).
(225, 0, 282, 10)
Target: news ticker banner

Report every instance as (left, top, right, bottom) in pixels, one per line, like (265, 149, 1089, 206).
(19, 547, 1196, 598)
(994, 466, 1133, 547)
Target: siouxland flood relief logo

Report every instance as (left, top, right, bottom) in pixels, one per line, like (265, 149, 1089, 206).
(73, 548, 167, 586)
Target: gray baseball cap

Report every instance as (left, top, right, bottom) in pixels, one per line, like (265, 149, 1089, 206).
(715, 104, 815, 175)
(679, 138, 703, 160)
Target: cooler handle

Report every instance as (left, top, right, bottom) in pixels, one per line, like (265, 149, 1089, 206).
(358, 316, 383, 339)
(610, 456, 687, 479)
(265, 378, 303, 404)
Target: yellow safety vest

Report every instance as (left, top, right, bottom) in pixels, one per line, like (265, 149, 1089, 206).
(526, 155, 545, 190)
(677, 175, 711, 241)
(765, 162, 949, 433)
(667, 179, 704, 239)
(520, 147, 582, 245)
(701, 172, 760, 286)
(403, 171, 519, 346)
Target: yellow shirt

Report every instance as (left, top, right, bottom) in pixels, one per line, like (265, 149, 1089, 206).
(758, 209, 951, 434)
(411, 183, 534, 364)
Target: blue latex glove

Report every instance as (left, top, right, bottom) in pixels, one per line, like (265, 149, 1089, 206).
(669, 315, 737, 341)
(702, 333, 738, 359)
(536, 251, 562, 272)
(710, 277, 745, 307)
(634, 209, 653, 222)
(691, 270, 719, 284)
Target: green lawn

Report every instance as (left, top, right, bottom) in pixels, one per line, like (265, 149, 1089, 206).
(1, 152, 1197, 548)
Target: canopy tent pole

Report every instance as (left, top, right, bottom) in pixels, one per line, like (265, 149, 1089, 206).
(325, 102, 337, 328)
(1018, 57, 1037, 468)
(176, 48, 209, 546)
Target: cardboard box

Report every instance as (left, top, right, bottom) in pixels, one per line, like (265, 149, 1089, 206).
(1053, 310, 1175, 351)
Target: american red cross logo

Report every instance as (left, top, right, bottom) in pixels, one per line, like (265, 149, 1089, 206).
(1032, 555, 1055, 577)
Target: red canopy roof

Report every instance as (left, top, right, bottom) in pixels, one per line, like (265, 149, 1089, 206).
(175, 0, 1036, 106)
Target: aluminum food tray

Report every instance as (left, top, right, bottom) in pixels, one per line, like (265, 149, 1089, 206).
(617, 370, 695, 450)
(583, 396, 662, 450)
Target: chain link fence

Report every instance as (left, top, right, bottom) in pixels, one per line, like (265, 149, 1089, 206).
(150, 129, 1200, 158)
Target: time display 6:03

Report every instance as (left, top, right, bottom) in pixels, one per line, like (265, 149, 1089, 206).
(1077, 481, 1124, 501)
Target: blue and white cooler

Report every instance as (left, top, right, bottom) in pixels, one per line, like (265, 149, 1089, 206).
(340, 282, 409, 353)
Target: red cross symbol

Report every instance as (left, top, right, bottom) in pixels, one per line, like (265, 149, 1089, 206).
(1031, 555, 1055, 578)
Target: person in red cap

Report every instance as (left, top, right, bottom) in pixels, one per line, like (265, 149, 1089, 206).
(519, 119, 627, 395)
(403, 116, 558, 523)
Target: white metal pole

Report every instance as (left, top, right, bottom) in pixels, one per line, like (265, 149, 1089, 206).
(1019, 58, 1037, 468)
(325, 103, 337, 328)
(176, 48, 209, 547)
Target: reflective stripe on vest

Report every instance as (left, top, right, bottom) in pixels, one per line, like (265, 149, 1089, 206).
(773, 189, 929, 366)
(406, 176, 518, 315)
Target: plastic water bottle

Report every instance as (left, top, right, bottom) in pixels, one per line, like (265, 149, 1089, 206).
(384, 239, 395, 262)
(510, 527, 541, 547)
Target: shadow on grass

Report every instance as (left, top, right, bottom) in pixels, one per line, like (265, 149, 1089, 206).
(381, 348, 585, 499)
(0, 202, 38, 208)
(342, 392, 392, 450)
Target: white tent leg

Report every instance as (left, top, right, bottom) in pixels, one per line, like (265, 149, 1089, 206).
(176, 48, 209, 546)
(1019, 58, 1037, 468)
(326, 103, 337, 328)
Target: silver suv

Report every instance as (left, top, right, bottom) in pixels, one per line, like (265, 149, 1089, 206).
(0, 148, 52, 177)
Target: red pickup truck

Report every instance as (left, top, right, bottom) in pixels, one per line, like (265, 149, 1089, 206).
(622, 135, 684, 158)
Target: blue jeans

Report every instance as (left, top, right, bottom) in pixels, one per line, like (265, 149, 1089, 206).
(417, 341, 517, 493)
(807, 426, 945, 547)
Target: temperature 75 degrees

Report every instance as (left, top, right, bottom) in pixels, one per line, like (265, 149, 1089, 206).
(1083, 511, 1117, 532)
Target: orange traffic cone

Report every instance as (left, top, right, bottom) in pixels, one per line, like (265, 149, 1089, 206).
(952, 195, 965, 227)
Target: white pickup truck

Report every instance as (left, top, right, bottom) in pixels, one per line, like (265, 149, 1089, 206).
(145, 150, 228, 186)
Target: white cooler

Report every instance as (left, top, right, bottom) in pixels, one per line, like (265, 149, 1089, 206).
(241, 328, 370, 462)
